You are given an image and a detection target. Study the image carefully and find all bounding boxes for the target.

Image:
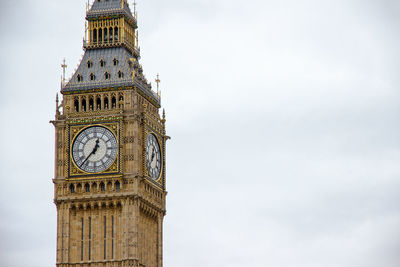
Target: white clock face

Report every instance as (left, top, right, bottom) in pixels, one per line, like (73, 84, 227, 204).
(146, 134, 162, 180)
(72, 126, 118, 173)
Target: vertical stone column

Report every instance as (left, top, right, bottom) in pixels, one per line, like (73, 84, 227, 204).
(79, 96, 82, 112)
(64, 204, 71, 264)
(157, 214, 163, 267)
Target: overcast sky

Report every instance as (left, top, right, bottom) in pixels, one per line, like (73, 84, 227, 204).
(0, 0, 399, 266)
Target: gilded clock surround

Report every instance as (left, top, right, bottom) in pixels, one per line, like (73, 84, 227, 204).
(51, 1, 168, 267)
(69, 123, 121, 177)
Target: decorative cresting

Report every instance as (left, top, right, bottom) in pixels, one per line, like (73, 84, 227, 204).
(51, 1, 168, 267)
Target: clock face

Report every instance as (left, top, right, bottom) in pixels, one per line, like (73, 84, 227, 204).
(72, 126, 118, 173)
(146, 134, 162, 180)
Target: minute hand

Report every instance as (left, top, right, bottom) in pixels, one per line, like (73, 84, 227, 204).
(80, 139, 100, 168)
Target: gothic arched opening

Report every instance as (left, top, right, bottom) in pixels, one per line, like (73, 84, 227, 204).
(112, 96, 117, 108)
(74, 99, 79, 112)
(109, 27, 113, 42)
(96, 97, 101, 110)
(85, 183, 90, 192)
(89, 98, 94, 111)
(104, 28, 108, 43)
(70, 184, 75, 193)
(93, 29, 97, 43)
(104, 97, 109, 109)
(82, 99, 87, 112)
(114, 27, 119, 41)
(99, 28, 103, 43)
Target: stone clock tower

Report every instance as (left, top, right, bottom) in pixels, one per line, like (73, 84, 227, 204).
(51, 1, 168, 266)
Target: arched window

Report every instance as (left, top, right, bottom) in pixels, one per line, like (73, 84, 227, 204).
(96, 97, 101, 110)
(77, 74, 83, 82)
(119, 95, 124, 108)
(89, 98, 94, 111)
(115, 181, 121, 191)
(93, 29, 97, 44)
(92, 182, 97, 192)
(109, 27, 113, 42)
(87, 60, 93, 68)
(112, 96, 117, 108)
(74, 99, 79, 112)
(105, 72, 111, 80)
(104, 28, 108, 43)
(107, 181, 113, 191)
(70, 184, 75, 193)
(82, 98, 87, 112)
(118, 71, 124, 78)
(113, 58, 119, 66)
(77, 183, 82, 193)
(90, 73, 96, 81)
(100, 182, 105, 192)
(104, 97, 109, 109)
(85, 183, 90, 192)
(114, 27, 119, 41)
(100, 59, 105, 67)
(99, 28, 103, 43)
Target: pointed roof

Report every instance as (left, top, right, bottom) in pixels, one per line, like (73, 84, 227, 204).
(87, 0, 135, 23)
(62, 47, 160, 106)
(61, 0, 160, 106)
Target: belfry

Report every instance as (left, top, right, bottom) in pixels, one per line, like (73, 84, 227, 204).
(51, 0, 168, 266)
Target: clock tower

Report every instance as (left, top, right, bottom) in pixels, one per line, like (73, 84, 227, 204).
(51, 1, 168, 266)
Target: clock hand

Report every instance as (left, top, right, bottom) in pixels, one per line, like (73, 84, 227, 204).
(80, 139, 100, 168)
(92, 139, 100, 155)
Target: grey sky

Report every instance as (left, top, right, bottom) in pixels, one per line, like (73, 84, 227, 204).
(0, 0, 399, 266)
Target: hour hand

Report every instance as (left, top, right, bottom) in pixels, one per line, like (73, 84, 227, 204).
(92, 139, 100, 155)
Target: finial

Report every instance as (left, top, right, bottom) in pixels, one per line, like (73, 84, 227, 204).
(56, 93, 60, 115)
(161, 109, 166, 124)
(136, 30, 139, 48)
(61, 58, 67, 86)
(133, 0, 138, 19)
(155, 73, 161, 93)
(85, 21, 88, 41)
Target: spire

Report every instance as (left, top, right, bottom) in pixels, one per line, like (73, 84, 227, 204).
(161, 108, 166, 124)
(133, 0, 138, 19)
(155, 74, 161, 93)
(61, 59, 67, 86)
(56, 93, 60, 116)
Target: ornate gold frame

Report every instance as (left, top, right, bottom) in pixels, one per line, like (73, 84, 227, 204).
(68, 122, 121, 178)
